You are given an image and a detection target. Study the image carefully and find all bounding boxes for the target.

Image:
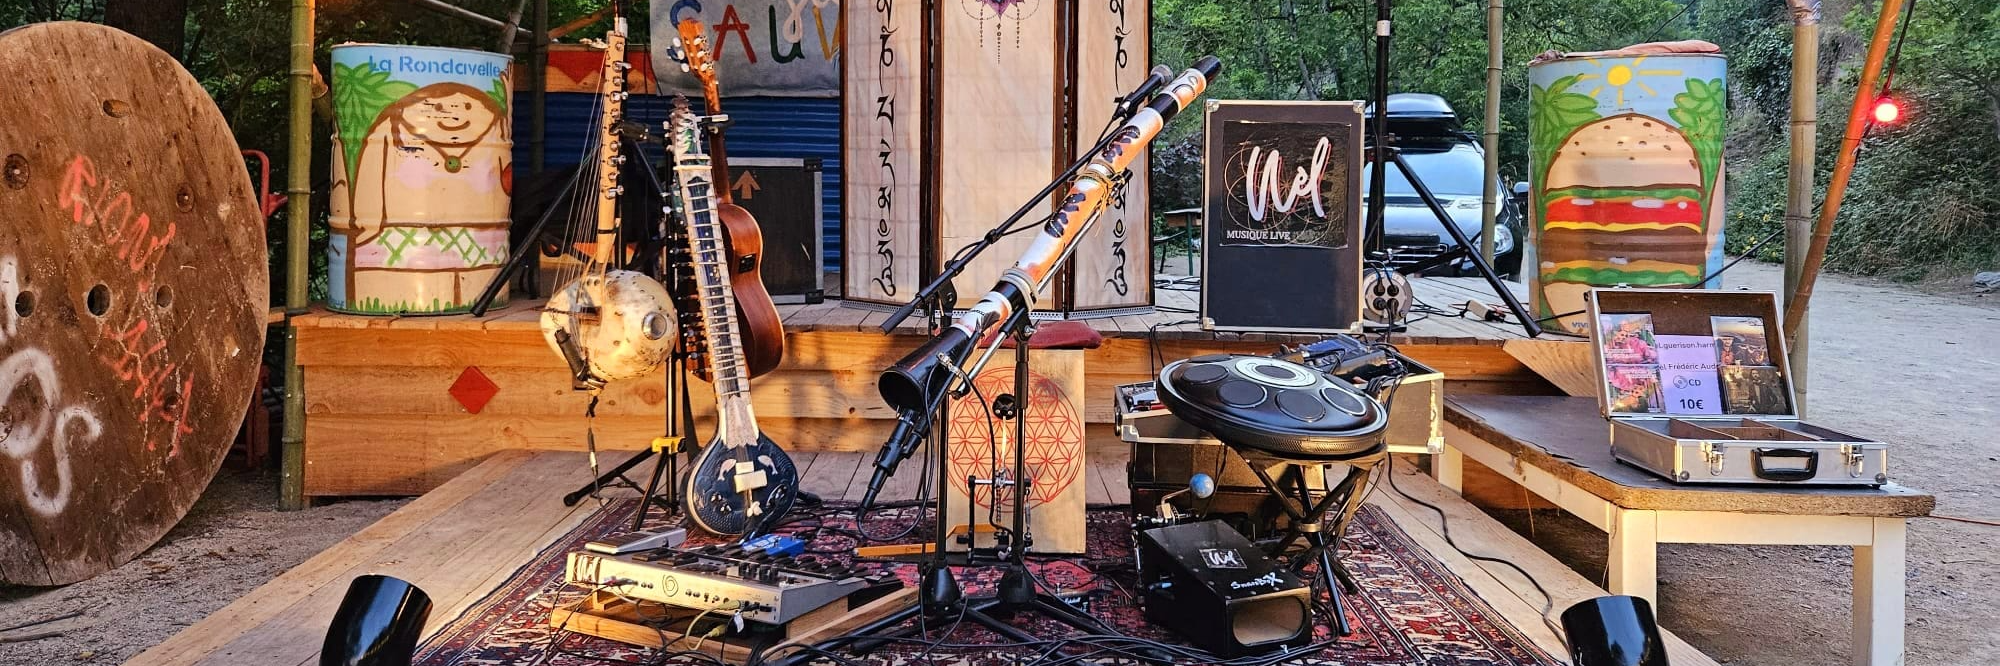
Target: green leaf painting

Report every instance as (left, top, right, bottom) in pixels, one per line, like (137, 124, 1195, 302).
(485, 76, 510, 116)
(332, 61, 418, 183)
(1669, 78, 1724, 209)
(1545, 265, 1702, 286)
(1528, 74, 1602, 221)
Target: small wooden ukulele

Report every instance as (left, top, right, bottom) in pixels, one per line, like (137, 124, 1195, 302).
(675, 19, 784, 381)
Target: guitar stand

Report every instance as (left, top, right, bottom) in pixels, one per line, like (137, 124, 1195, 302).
(561, 137, 698, 526)
(561, 345, 699, 531)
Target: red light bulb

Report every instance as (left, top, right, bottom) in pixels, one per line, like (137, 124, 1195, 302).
(1873, 97, 1902, 124)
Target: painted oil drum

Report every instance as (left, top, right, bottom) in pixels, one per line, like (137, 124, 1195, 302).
(1526, 53, 1725, 334)
(327, 44, 513, 315)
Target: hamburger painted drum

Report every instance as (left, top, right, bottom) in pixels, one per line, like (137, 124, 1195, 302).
(1527, 52, 1725, 334)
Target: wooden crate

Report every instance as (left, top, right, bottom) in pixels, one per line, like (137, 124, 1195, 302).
(840, 0, 1154, 314)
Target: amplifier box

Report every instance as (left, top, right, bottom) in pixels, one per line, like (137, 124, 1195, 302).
(1136, 520, 1312, 656)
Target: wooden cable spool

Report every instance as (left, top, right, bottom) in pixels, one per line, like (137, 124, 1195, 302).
(0, 22, 268, 586)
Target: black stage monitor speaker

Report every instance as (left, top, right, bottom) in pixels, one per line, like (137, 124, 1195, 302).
(1136, 520, 1312, 656)
(1560, 595, 1670, 666)
(1200, 101, 1366, 333)
(321, 575, 433, 666)
(728, 157, 825, 303)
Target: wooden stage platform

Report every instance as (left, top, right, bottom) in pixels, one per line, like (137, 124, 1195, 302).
(129, 449, 1719, 666)
(291, 277, 1561, 498)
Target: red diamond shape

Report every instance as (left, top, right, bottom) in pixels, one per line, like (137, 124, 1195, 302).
(449, 366, 500, 414)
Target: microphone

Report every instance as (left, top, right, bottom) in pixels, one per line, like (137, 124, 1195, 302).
(857, 407, 932, 515)
(1113, 64, 1175, 120)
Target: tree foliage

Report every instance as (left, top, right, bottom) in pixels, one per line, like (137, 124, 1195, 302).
(1150, 0, 1692, 212)
(1705, 0, 2000, 280)
(1153, 0, 2000, 279)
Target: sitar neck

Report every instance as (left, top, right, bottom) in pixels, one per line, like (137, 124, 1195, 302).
(671, 125, 756, 443)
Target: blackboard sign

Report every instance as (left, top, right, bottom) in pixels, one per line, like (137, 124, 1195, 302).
(1200, 101, 1365, 333)
(729, 158, 824, 303)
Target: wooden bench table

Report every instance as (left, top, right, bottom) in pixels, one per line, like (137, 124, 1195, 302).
(1432, 394, 1934, 666)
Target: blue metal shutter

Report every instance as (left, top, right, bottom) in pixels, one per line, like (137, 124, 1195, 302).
(515, 93, 843, 265)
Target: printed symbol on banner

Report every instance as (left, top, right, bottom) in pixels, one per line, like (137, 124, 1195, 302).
(1200, 548, 1246, 570)
(732, 171, 761, 200)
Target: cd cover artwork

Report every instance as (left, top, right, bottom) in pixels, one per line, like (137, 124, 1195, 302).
(1720, 364, 1790, 415)
(1606, 364, 1665, 414)
(1598, 313, 1658, 365)
(1711, 316, 1772, 366)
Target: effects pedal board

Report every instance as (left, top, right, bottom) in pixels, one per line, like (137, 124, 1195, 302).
(565, 543, 893, 626)
(585, 528, 688, 555)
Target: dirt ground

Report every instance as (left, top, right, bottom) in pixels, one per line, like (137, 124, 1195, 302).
(1, 261, 1995, 665)
(0, 469, 405, 663)
(1488, 261, 2000, 666)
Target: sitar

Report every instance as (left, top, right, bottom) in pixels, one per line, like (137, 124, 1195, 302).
(666, 97, 800, 537)
(674, 20, 784, 381)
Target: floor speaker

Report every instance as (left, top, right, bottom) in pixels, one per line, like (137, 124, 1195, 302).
(1135, 520, 1312, 656)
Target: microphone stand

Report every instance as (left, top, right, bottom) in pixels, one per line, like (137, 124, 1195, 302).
(1358, 0, 1541, 338)
(830, 101, 1158, 662)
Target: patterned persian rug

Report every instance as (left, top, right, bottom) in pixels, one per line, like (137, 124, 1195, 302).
(414, 499, 1559, 666)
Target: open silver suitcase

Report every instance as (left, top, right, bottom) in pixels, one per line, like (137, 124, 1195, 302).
(1586, 289, 1889, 486)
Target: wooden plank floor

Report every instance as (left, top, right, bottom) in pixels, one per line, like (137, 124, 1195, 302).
(130, 449, 1715, 666)
(294, 277, 1530, 346)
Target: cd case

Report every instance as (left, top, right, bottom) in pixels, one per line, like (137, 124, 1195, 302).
(1585, 289, 1888, 486)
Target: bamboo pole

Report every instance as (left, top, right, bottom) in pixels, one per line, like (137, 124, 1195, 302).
(281, 0, 315, 511)
(1784, 0, 1905, 341)
(1784, 0, 1818, 415)
(1480, 0, 1504, 265)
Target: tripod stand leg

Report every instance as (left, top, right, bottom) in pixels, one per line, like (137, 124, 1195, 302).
(1383, 150, 1542, 337)
(841, 597, 1041, 654)
(1315, 539, 1354, 636)
(631, 446, 672, 531)
(561, 448, 653, 507)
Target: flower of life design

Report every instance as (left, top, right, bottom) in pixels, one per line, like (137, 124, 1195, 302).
(946, 366, 1082, 511)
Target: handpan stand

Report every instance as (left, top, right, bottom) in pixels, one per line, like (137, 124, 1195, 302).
(1156, 354, 1391, 636)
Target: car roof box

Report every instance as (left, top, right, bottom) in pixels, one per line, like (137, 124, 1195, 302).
(1365, 93, 1463, 138)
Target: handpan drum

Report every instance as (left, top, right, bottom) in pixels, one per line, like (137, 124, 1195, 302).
(0, 23, 268, 585)
(1155, 354, 1388, 462)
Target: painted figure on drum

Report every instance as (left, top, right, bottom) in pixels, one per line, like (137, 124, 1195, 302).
(327, 45, 513, 315)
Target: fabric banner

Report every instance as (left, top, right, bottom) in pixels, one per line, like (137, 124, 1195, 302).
(648, 0, 841, 98)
